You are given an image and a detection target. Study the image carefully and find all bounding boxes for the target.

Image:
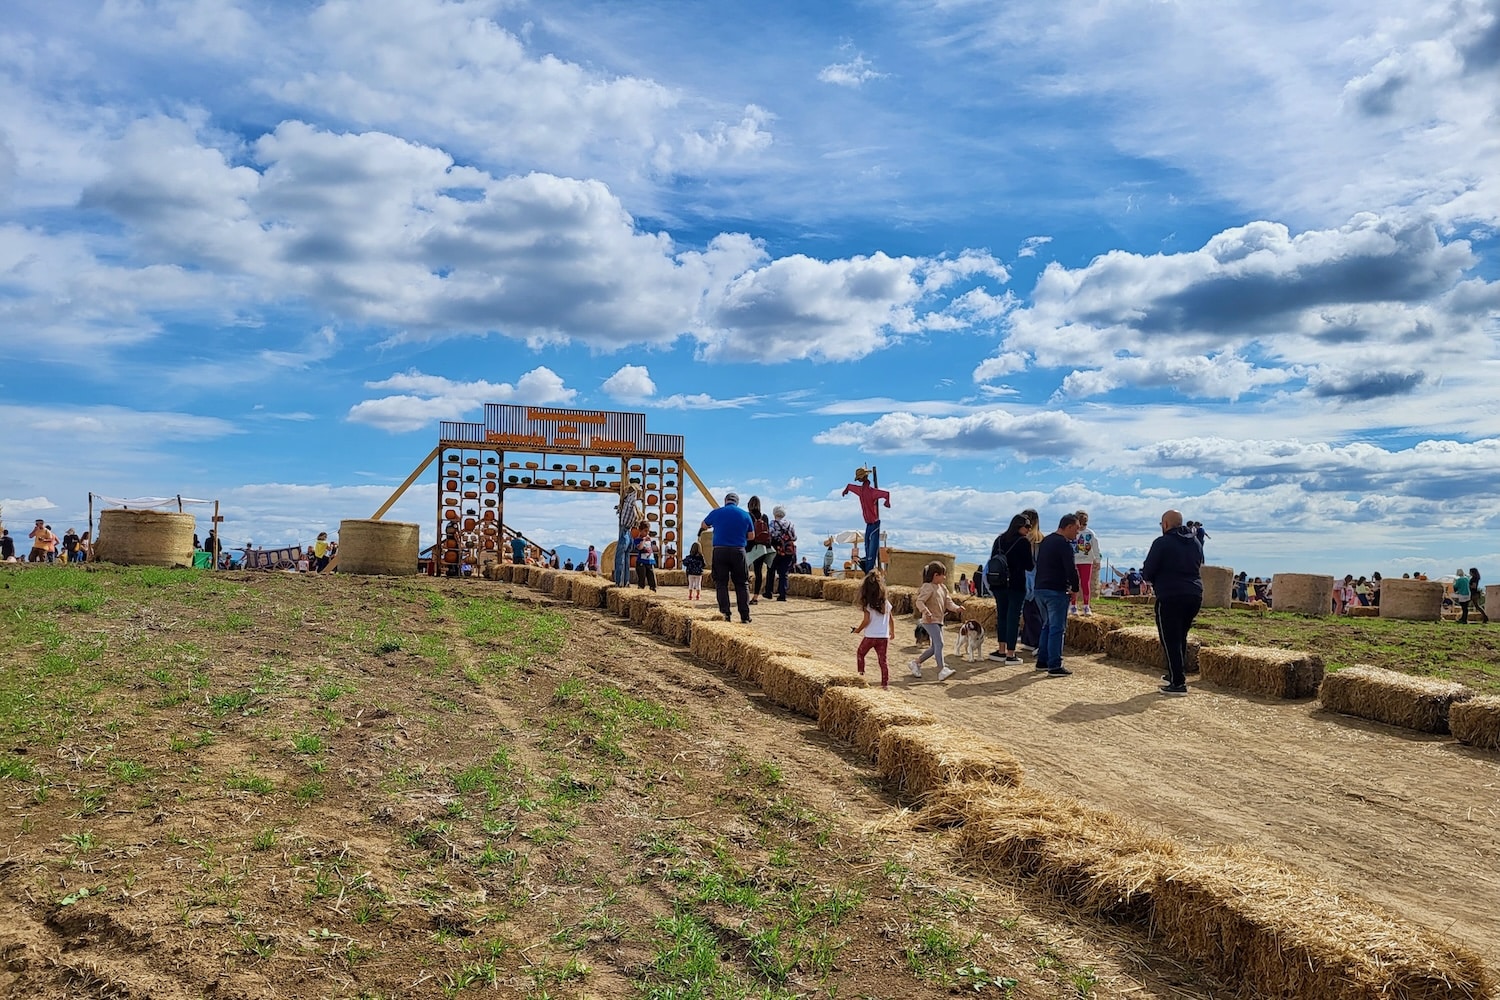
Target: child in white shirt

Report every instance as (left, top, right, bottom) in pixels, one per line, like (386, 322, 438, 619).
(852, 571, 895, 689)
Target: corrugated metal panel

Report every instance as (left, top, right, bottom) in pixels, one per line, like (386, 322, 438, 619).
(440, 421, 485, 443)
(484, 403, 652, 450)
(643, 433, 684, 455)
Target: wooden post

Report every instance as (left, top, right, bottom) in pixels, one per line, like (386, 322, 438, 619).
(371, 445, 440, 520)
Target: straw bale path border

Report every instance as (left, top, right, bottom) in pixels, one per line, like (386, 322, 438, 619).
(502, 576, 1500, 977)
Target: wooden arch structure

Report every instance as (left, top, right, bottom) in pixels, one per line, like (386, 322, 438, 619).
(371, 404, 715, 572)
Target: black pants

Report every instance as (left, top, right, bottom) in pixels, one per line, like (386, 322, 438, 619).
(1020, 597, 1042, 648)
(1155, 594, 1202, 686)
(712, 546, 752, 621)
(636, 561, 657, 591)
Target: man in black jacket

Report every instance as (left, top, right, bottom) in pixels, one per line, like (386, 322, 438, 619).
(1032, 514, 1081, 676)
(1141, 509, 1204, 695)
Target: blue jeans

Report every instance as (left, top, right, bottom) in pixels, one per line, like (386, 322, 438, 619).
(1033, 588, 1071, 670)
(613, 529, 632, 585)
(862, 519, 881, 571)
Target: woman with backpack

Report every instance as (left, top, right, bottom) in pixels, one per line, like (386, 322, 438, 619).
(986, 513, 1035, 664)
(745, 496, 774, 604)
(765, 505, 798, 601)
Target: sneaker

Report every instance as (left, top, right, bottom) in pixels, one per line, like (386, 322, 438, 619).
(1018, 643, 1036, 653)
(1034, 660, 1049, 671)
(723, 613, 732, 621)
(1045, 665, 1073, 677)
(741, 616, 752, 623)
(1159, 683, 1188, 696)
(1004, 656, 1023, 666)
(986, 649, 1007, 661)
(938, 666, 955, 681)
(909, 659, 923, 678)
(1081, 605, 1092, 616)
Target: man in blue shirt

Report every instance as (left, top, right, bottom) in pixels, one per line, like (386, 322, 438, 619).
(699, 492, 754, 622)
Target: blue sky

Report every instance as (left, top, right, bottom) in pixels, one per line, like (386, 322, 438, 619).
(2, 0, 1498, 577)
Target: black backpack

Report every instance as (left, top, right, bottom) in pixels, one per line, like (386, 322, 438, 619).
(985, 545, 1009, 594)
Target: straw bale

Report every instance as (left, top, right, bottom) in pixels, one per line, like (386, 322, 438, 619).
(687, 619, 812, 685)
(533, 568, 559, 593)
(1121, 594, 1155, 605)
(1347, 605, 1379, 617)
(569, 575, 611, 609)
(760, 655, 867, 719)
(817, 686, 939, 759)
(1151, 848, 1492, 1000)
(333, 519, 418, 576)
(624, 591, 669, 626)
(956, 597, 996, 632)
(786, 575, 827, 599)
(1318, 665, 1474, 734)
(1200, 565, 1233, 608)
(1104, 626, 1200, 672)
(642, 602, 720, 646)
(549, 572, 575, 600)
(822, 579, 865, 605)
(1272, 572, 1334, 616)
(887, 585, 918, 617)
(1380, 577, 1445, 622)
(1231, 600, 1268, 612)
(923, 782, 1178, 921)
(1065, 613, 1121, 653)
(654, 569, 687, 588)
(876, 724, 1023, 799)
(1198, 644, 1323, 699)
(493, 563, 515, 582)
(1449, 695, 1500, 750)
(885, 549, 954, 588)
(605, 585, 632, 616)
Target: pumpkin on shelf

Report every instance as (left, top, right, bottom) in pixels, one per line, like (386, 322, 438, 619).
(445, 479, 458, 491)
(646, 494, 659, 505)
(465, 457, 479, 465)
(525, 461, 539, 470)
(589, 464, 600, 472)
(508, 475, 519, 483)
(446, 453, 459, 461)
(567, 479, 578, 486)
(566, 464, 578, 472)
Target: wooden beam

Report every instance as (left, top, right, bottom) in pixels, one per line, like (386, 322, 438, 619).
(371, 445, 440, 520)
(679, 458, 718, 509)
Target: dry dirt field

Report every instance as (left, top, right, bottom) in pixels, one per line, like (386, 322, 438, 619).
(0, 566, 1495, 999)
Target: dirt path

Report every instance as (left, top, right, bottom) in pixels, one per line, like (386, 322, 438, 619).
(711, 592, 1500, 965)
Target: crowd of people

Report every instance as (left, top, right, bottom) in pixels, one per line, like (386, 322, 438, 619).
(0, 520, 92, 564)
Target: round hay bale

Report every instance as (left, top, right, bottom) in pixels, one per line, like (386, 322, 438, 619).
(1378, 577, 1444, 622)
(884, 549, 955, 589)
(1201, 565, 1233, 609)
(93, 509, 195, 567)
(1486, 584, 1500, 612)
(337, 519, 418, 576)
(1271, 572, 1333, 616)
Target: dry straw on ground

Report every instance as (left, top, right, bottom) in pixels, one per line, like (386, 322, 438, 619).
(1104, 626, 1200, 672)
(1449, 695, 1500, 750)
(1151, 847, 1492, 1000)
(1318, 665, 1475, 734)
(687, 619, 812, 685)
(875, 724, 1023, 800)
(1064, 613, 1121, 653)
(822, 579, 865, 605)
(1230, 600, 1268, 612)
(760, 655, 867, 719)
(817, 686, 938, 759)
(1198, 644, 1324, 699)
(920, 781, 1177, 922)
(786, 575, 827, 598)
